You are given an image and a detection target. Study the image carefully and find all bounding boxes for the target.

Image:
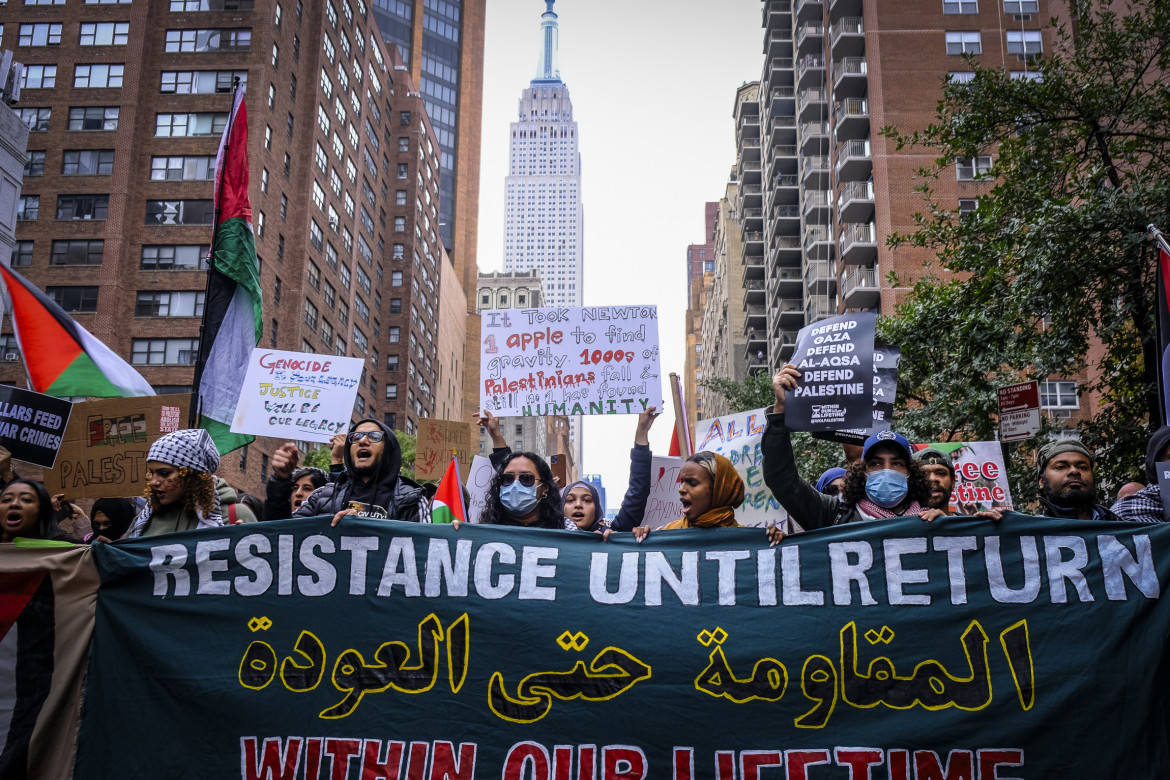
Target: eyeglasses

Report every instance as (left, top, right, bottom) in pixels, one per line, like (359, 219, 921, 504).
(500, 473, 541, 487)
(348, 430, 386, 443)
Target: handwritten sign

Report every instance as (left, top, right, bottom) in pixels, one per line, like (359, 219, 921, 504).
(693, 410, 788, 528)
(44, 394, 189, 498)
(479, 305, 662, 417)
(230, 349, 365, 442)
(643, 455, 685, 529)
(415, 418, 474, 481)
(464, 454, 495, 524)
(786, 312, 876, 431)
(0, 385, 72, 469)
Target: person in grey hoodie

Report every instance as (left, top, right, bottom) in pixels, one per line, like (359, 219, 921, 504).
(267, 419, 427, 525)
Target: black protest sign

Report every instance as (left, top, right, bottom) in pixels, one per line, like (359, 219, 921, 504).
(786, 312, 876, 432)
(0, 385, 73, 468)
(812, 342, 901, 445)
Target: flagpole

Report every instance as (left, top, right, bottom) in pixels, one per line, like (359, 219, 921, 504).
(1148, 224, 1170, 428)
(188, 78, 242, 429)
(1150, 224, 1170, 256)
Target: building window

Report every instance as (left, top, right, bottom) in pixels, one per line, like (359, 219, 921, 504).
(145, 199, 214, 225)
(155, 112, 227, 137)
(135, 291, 205, 317)
(57, 194, 109, 220)
(74, 64, 125, 88)
(19, 23, 62, 46)
(68, 106, 118, 131)
(389, 298, 402, 314)
(18, 108, 51, 131)
(385, 384, 398, 400)
(388, 326, 400, 343)
(165, 28, 252, 52)
(131, 338, 199, 366)
(1041, 380, 1078, 417)
(958, 198, 979, 219)
(942, 0, 977, 12)
(169, 0, 255, 8)
(304, 300, 319, 330)
(10, 241, 34, 267)
(150, 155, 217, 182)
(945, 31, 982, 55)
(51, 239, 104, 266)
(47, 286, 99, 313)
(62, 149, 115, 175)
(955, 155, 993, 180)
(24, 151, 45, 176)
(79, 22, 130, 45)
(386, 354, 399, 371)
(21, 65, 57, 89)
(1006, 30, 1042, 55)
(141, 245, 209, 270)
(1003, 0, 1038, 12)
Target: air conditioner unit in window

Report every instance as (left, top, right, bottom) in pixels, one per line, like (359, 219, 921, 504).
(4, 353, 16, 361)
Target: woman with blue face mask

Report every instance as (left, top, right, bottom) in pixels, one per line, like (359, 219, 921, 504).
(481, 451, 565, 529)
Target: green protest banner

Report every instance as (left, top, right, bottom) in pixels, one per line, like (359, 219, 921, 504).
(72, 515, 1170, 778)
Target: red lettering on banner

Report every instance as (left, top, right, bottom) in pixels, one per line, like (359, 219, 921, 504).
(577, 745, 597, 780)
(504, 742, 551, 780)
(555, 746, 574, 780)
(976, 749, 1024, 780)
(429, 741, 476, 780)
(834, 748, 883, 779)
(602, 746, 646, 780)
(359, 739, 404, 780)
(741, 750, 782, 779)
(325, 738, 362, 780)
(305, 738, 324, 780)
(673, 748, 694, 780)
(716, 751, 736, 780)
(241, 737, 302, 780)
(915, 750, 974, 780)
(405, 742, 430, 780)
(785, 749, 830, 779)
(888, 749, 910, 780)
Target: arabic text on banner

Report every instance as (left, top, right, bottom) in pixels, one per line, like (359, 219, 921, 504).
(479, 305, 662, 417)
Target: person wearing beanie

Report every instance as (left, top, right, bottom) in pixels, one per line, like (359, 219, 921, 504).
(815, 467, 848, 496)
(126, 428, 256, 537)
(762, 364, 940, 529)
(1110, 426, 1170, 523)
(562, 407, 659, 533)
(1033, 438, 1119, 522)
(913, 446, 955, 513)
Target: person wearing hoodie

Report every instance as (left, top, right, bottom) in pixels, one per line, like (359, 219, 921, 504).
(275, 419, 427, 525)
(1111, 426, 1170, 523)
(125, 428, 256, 538)
(561, 407, 659, 533)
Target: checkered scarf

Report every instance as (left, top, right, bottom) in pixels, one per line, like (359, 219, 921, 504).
(126, 429, 223, 537)
(1111, 484, 1166, 524)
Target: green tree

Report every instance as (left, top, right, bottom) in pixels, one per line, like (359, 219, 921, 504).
(702, 373, 845, 479)
(301, 445, 332, 470)
(879, 0, 1170, 497)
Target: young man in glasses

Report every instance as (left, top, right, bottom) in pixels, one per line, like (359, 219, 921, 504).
(264, 419, 428, 523)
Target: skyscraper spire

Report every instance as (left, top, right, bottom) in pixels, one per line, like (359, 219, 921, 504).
(532, 0, 562, 85)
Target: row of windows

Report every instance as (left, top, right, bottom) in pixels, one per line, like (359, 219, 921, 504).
(18, 106, 120, 132)
(945, 30, 1042, 55)
(10, 241, 209, 269)
(943, 0, 1039, 13)
(21, 63, 126, 89)
(14, 22, 129, 47)
(44, 290, 205, 316)
(23, 149, 114, 176)
(17, 197, 227, 224)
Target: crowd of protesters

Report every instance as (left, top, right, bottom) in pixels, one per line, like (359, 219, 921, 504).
(3, 363, 1168, 546)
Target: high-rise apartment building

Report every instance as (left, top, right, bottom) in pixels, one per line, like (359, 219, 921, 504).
(759, 0, 1060, 375)
(0, 0, 447, 491)
(683, 202, 717, 425)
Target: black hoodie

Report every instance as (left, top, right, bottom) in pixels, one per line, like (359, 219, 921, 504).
(269, 419, 427, 521)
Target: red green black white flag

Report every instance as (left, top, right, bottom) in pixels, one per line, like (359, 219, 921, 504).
(0, 265, 154, 398)
(197, 84, 263, 455)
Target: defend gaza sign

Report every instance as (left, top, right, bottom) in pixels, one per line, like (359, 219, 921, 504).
(785, 312, 876, 432)
(479, 305, 662, 417)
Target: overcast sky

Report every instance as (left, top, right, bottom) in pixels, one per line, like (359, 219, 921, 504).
(475, 0, 763, 502)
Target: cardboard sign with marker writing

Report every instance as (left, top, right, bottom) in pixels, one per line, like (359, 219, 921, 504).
(44, 394, 190, 499)
(415, 418, 474, 481)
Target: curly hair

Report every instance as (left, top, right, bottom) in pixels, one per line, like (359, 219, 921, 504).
(481, 451, 564, 530)
(144, 467, 217, 518)
(841, 459, 930, 509)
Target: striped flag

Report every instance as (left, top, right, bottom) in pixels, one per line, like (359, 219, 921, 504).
(0, 264, 154, 397)
(196, 83, 262, 455)
(431, 456, 467, 524)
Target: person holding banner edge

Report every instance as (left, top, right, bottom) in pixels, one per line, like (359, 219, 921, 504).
(764, 365, 941, 528)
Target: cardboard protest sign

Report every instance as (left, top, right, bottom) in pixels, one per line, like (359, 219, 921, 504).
(786, 312, 876, 432)
(479, 305, 662, 417)
(67, 516, 1170, 778)
(642, 455, 685, 529)
(465, 454, 494, 524)
(43, 395, 188, 498)
(914, 440, 1013, 514)
(693, 410, 788, 528)
(813, 342, 901, 445)
(230, 349, 365, 442)
(0, 385, 72, 468)
(415, 418, 474, 481)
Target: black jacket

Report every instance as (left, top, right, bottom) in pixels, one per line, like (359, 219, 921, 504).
(266, 419, 428, 522)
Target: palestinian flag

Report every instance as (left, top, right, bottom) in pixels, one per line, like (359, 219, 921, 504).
(431, 457, 467, 524)
(197, 84, 262, 455)
(0, 265, 154, 397)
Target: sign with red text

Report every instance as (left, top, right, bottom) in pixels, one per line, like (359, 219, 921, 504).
(479, 306, 661, 417)
(415, 419, 474, 481)
(997, 380, 1041, 442)
(230, 349, 365, 442)
(642, 455, 686, 529)
(913, 441, 1014, 514)
(692, 410, 788, 528)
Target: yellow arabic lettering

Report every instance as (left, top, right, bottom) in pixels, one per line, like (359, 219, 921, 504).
(693, 644, 787, 704)
(280, 630, 326, 692)
(795, 654, 837, 729)
(239, 640, 277, 690)
(999, 619, 1034, 711)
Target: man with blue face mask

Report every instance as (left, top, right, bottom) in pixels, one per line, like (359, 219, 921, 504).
(762, 365, 939, 529)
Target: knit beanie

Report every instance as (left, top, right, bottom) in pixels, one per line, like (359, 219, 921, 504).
(1036, 439, 1093, 477)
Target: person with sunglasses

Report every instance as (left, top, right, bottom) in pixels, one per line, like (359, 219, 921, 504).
(480, 451, 564, 529)
(814, 467, 848, 498)
(267, 419, 428, 525)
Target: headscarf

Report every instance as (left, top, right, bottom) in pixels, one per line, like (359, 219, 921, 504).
(128, 429, 223, 537)
(91, 497, 136, 540)
(662, 452, 744, 529)
(815, 467, 848, 494)
(561, 480, 604, 531)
